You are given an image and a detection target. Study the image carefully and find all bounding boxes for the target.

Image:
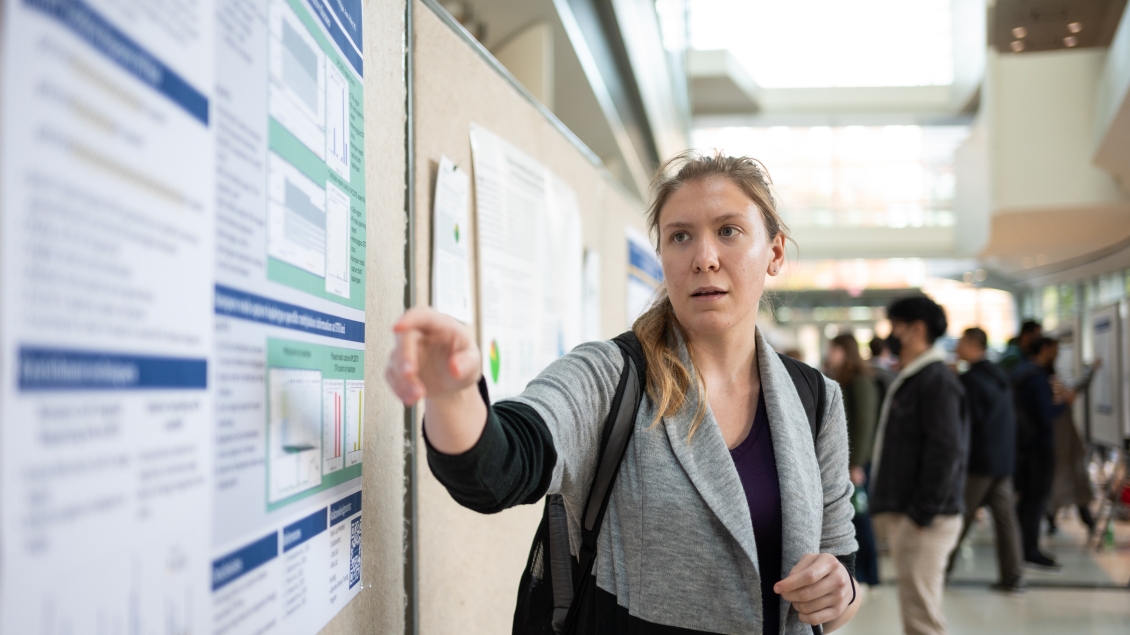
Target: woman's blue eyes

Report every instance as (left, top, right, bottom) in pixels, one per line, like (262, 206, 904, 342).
(671, 227, 739, 242)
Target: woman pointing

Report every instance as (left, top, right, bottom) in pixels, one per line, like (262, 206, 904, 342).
(387, 152, 860, 634)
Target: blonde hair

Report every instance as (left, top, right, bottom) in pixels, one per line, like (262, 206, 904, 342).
(632, 150, 790, 439)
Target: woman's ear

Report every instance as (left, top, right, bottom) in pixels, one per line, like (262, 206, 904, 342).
(767, 233, 786, 276)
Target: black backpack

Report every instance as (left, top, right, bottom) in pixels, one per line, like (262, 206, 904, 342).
(512, 332, 828, 635)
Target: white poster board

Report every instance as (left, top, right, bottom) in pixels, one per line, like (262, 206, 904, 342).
(1122, 299, 1130, 440)
(470, 124, 583, 399)
(1088, 304, 1123, 447)
(0, 0, 368, 632)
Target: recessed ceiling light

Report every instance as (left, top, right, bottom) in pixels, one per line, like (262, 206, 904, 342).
(1064, 36, 1078, 47)
(1012, 26, 1028, 38)
(1067, 22, 1082, 33)
(1010, 40, 1025, 52)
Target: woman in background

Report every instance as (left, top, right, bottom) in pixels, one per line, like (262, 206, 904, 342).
(826, 334, 880, 587)
(1047, 360, 1100, 536)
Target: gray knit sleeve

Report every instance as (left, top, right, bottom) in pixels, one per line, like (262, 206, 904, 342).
(507, 340, 624, 502)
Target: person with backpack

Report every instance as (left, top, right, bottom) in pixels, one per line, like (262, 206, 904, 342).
(868, 296, 968, 635)
(946, 327, 1025, 593)
(1012, 337, 1065, 569)
(386, 151, 860, 634)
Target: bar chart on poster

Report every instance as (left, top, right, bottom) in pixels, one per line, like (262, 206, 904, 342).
(0, 0, 368, 633)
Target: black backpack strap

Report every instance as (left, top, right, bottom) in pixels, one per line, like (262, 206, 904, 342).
(776, 353, 827, 446)
(775, 353, 828, 635)
(561, 332, 646, 633)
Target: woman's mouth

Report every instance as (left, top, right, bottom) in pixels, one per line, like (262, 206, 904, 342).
(691, 288, 727, 298)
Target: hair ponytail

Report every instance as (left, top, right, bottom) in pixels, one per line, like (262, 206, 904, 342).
(632, 293, 708, 439)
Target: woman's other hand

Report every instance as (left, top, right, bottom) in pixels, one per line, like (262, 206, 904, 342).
(775, 553, 857, 630)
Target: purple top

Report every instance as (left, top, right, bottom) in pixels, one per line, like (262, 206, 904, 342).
(730, 392, 782, 635)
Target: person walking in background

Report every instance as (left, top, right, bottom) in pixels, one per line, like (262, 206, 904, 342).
(869, 296, 969, 635)
(999, 320, 1042, 374)
(826, 334, 881, 587)
(1012, 337, 1064, 569)
(946, 328, 1025, 593)
(1047, 360, 1101, 537)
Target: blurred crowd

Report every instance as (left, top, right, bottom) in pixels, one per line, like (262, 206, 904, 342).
(818, 297, 1102, 635)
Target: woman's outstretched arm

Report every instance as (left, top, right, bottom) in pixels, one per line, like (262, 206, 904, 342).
(385, 307, 557, 513)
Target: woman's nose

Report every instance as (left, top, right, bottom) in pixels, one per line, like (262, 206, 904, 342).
(692, 238, 720, 272)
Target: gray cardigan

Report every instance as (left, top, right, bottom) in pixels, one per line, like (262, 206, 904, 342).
(505, 328, 857, 634)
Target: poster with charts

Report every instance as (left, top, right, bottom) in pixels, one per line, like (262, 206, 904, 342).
(470, 124, 584, 399)
(0, 0, 216, 632)
(210, 0, 366, 631)
(1088, 304, 1123, 447)
(0, 0, 367, 633)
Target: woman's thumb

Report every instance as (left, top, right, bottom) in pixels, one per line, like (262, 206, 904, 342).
(448, 347, 480, 383)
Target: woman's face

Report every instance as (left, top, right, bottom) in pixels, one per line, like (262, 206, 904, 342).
(657, 177, 786, 338)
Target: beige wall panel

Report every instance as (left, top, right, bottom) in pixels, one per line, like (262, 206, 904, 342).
(411, 2, 647, 632)
(319, 1, 407, 633)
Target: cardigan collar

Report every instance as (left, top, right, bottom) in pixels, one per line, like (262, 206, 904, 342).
(660, 327, 824, 622)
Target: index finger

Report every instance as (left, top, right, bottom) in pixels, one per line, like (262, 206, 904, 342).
(774, 554, 834, 595)
(393, 306, 456, 336)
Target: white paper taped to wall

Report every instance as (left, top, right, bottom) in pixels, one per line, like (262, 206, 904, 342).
(470, 124, 584, 399)
(432, 155, 474, 323)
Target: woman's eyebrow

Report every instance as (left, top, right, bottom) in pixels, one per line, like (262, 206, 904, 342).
(662, 212, 749, 232)
(713, 213, 746, 224)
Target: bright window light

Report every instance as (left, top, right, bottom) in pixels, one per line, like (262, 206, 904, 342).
(688, 0, 954, 87)
(692, 125, 970, 228)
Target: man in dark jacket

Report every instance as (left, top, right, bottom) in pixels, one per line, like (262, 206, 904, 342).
(870, 296, 968, 635)
(1012, 337, 1065, 569)
(946, 328, 1025, 592)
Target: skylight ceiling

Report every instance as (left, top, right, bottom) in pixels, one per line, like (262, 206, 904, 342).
(687, 0, 954, 88)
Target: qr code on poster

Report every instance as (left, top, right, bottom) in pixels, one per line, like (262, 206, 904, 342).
(349, 515, 361, 589)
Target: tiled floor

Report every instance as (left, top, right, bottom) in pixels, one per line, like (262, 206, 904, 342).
(948, 507, 1130, 588)
(838, 512, 1130, 634)
(838, 586, 1130, 635)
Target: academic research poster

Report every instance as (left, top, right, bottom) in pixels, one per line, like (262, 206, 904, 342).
(0, 0, 368, 633)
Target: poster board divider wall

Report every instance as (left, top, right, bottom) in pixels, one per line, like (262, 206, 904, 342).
(324, 0, 411, 632)
(410, 1, 650, 632)
(402, 0, 421, 634)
